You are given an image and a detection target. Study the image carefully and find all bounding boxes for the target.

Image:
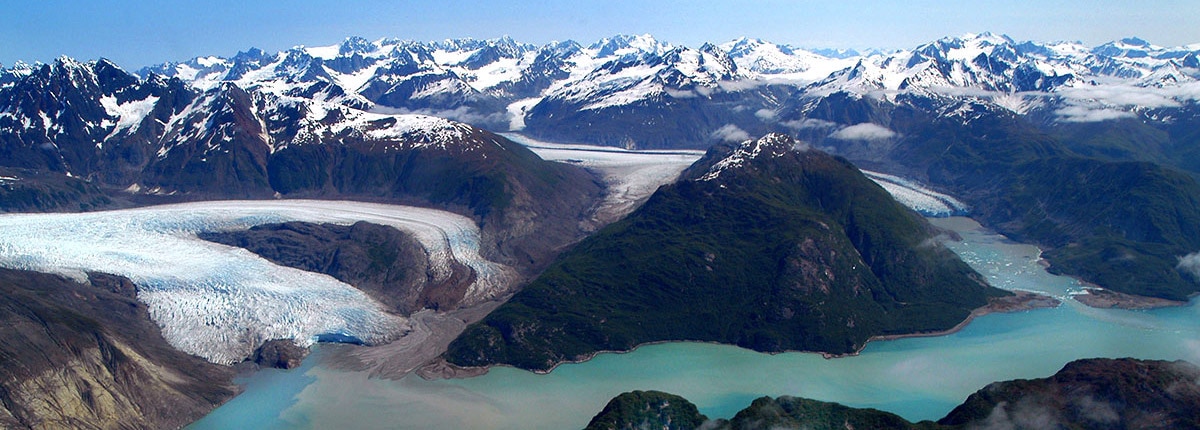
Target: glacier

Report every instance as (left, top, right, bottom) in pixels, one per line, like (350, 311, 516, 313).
(506, 133, 704, 224)
(510, 132, 966, 220)
(0, 200, 513, 365)
(861, 170, 969, 217)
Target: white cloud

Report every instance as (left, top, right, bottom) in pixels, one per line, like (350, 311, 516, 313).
(1055, 105, 1136, 122)
(754, 108, 776, 121)
(1178, 251, 1200, 280)
(1058, 84, 1181, 109)
(828, 123, 897, 140)
(665, 88, 698, 99)
(780, 118, 837, 130)
(710, 124, 751, 142)
(1161, 82, 1200, 101)
(370, 105, 508, 128)
(716, 78, 769, 92)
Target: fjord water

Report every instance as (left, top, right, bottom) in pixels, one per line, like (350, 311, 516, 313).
(190, 217, 1200, 429)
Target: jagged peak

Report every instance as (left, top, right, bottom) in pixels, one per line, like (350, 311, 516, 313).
(698, 133, 804, 181)
(914, 32, 1016, 63)
(720, 37, 768, 51)
(3, 60, 40, 78)
(962, 32, 1015, 45)
(1119, 37, 1153, 47)
(811, 47, 861, 59)
(231, 47, 271, 64)
(53, 55, 83, 66)
(537, 40, 583, 58)
(433, 36, 530, 53)
(1092, 37, 1166, 58)
(591, 34, 669, 57)
(338, 36, 376, 55)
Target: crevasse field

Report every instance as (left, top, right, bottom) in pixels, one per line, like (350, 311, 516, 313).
(0, 200, 513, 364)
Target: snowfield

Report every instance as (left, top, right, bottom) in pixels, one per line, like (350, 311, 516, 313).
(0, 200, 513, 365)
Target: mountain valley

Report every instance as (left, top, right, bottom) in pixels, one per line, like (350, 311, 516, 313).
(1, 30, 1199, 429)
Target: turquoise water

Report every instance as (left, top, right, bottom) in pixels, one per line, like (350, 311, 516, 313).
(189, 217, 1200, 429)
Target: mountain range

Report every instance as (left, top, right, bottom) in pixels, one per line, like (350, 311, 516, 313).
(1, 32, 1198, 313)
(7, 32, 1197, 151)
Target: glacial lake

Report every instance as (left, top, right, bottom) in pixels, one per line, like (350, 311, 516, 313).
(188, 216, 1200, 429)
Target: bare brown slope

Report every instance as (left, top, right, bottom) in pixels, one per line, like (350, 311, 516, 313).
(0, 269, 236, 430)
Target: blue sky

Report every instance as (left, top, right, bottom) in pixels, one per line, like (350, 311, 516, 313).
(3, 0, 1199, 68)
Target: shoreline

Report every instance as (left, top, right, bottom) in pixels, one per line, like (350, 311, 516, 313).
(824, 290, 1061, 358)
(1072, 287, 1189, 310)
(422, 290, 1063, 378)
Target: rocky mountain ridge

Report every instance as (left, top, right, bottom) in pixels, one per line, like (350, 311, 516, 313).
(586, 358, 1200, 430)
(445, 134, 1009, 371)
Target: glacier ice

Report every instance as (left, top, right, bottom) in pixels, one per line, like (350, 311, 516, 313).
(862, 170, 969, 217)
(0, 200, 513, 365)
(507, 132, 704, 223)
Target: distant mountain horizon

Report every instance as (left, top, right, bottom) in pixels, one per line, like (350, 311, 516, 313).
(5, 31, 1199, 71)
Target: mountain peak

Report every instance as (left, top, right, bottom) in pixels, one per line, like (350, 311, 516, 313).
(338, 36, 376, 55)
(591, 34, 667, 57)
(1120, 37, 1152, 47)
(962, 32, 1013, 44)
(697, 133, 803, 181)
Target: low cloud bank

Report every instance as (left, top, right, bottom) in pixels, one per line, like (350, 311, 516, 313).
(710, 124, 751, 142)
(828, 123, 896, 140)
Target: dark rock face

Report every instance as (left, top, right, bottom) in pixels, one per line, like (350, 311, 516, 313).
(257, 128, 604, 273)
(713, 396, 922, 430)
(0, 59, 603, 274)
(587, 359, 1200, 430)
(252, 339, 310, 370)
(939, 358, 1200, 430)
(447, 134, 1005, 371)
(782, 94, 1200, 302)
(584, 390, 708, 430)
(200, 221, 475, 314)
(0, 167, 116, 213)
(0, 268, 236, 429)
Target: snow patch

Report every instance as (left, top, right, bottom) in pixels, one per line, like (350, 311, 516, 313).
(100, 95, 159, 135)
(1178, 252, 1200, 280)
(1055, 105, 1136, 122)
(505, 97, 541, 131)
(699, 134, 796, 181)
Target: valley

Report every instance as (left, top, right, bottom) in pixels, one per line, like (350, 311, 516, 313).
(188, 215, 1200, 429)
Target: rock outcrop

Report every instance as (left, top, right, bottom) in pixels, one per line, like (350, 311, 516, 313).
(0, 269, 236, 429)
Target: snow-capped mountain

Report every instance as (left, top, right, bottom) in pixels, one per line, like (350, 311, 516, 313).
(121, 33, 1200, 148)
(797, 32, 1200, 123)
(5, 32, 1200, 153)
(720, 37, 859, 82)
